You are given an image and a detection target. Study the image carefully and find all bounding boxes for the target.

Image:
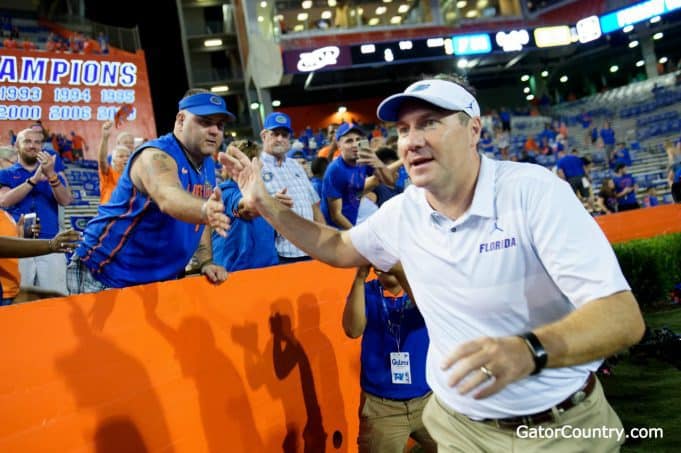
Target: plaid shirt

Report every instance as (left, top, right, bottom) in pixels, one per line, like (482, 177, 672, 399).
(260, 152, 320, 258)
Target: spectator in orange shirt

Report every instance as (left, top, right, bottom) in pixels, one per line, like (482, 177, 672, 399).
(3, 36, 17, 49)
(524, 135, 538, 152)
(97, 121, 133, 204)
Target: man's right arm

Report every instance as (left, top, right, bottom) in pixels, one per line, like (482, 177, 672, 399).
(327, 197, 353, 230)
(97, 121, 112, 174)
(222, 146, 368, 267)
(0, 175, 40, 208)
(343, 267, 369, 338)
(130, 148, 229, 234)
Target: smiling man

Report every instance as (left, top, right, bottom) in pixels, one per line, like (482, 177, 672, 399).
(222, 74, 645, 452)
(67, 89, 233, 293)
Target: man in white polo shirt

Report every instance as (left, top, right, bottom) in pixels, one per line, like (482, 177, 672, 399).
(222, 75, 645, 451)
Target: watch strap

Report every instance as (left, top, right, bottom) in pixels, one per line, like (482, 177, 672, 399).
(518, 331, 548, 375)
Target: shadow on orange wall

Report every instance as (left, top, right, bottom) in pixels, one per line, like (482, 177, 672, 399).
(0, 262, 359, 452)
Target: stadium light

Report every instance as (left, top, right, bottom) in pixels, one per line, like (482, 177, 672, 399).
(541, 70, 549, 77)
(521, 74, 530, 82)
(609, 65, 618, 73)
(272, 100, 281, 107)
(635, 60, 645, 67)
(560, 75, 568, 83)
(628, 40, 639, 48)
(526, 94, 535, 101)
(659, 56, 668, 64)
(653, 32, 663, 40)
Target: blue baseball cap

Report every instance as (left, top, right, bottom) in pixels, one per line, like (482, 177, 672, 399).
(335, 123, 364, 141)
(377, 79, 480, 122)
(178, 93, 235, 119)
(264, 112, 293, 134)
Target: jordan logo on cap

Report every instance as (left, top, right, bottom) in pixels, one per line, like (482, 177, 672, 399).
(209, 96, 222, 105)
(276, 115, 287, 124)
(409, 83, 430, 92)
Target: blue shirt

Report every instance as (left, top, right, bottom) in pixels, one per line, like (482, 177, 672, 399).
(360, 279, 430, 400)
(600, 128, 615, 145)
(310, 176, 323, 199)
(556, 155, 585, 178)
(75, 133, 215, 288)
(614, 173, 638, 206)
(321, 157, 370, 228)
(0, 154, 65, 239)
(211, 179, 278, 272)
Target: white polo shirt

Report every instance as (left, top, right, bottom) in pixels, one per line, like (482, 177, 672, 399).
(261, 152, 320, 258)
(349, 154, 630, 419)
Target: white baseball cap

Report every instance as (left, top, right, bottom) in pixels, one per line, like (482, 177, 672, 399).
(377, 79, 480, 122)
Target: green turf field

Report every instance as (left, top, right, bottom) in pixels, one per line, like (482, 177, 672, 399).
(603, 306, 681, 452)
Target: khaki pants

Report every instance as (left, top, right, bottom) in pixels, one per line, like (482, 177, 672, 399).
(422, 379, 624, 452)
(358, 391, 437, 453)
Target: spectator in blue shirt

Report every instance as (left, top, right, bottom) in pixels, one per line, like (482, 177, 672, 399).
(0, 128, 73, 295)
(309, 157, 328, 199)
(613, 163, 639, 211)
(343, 263, 436, 453)
(609, 142, 632, 169)
(321, 123, 373, 229)
(556, 148, 592, 210)
(600, 120, 616, 155)
(641, 187, 659, 208)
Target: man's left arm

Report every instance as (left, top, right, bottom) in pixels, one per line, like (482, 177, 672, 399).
(442, 291, 644, 398)
(194, 225, 228, 284)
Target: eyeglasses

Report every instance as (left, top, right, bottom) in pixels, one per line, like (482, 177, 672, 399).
(269, 130, 290, 139)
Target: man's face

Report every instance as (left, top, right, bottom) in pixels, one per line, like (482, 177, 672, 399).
(17, 131, 43, 165)
(337, 132, 362, 164)
(178, 111, 225, 156)
(395, 101, 480, 192)
(261, 128, 291, 157)
(117, 134, 135, 151)
(112, 147, 132, 171)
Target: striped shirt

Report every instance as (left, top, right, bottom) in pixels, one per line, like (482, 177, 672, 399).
(260, 152, 320, 258)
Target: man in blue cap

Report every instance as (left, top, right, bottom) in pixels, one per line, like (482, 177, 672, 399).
(67, 88, 233, 293)
(259, 111, 325, 263)
(320, 123, 373, 229)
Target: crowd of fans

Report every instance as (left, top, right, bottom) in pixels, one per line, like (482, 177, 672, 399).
(1, 89, 678, 306)
(1, 14, 109, 54)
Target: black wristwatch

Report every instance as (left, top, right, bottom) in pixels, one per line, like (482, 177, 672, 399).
(518, 331, 548, 375)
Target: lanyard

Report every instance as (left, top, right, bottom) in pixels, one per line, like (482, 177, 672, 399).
(379, 288, 408, 352)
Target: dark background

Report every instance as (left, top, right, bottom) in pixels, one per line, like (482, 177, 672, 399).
(83, 0, 188, 133)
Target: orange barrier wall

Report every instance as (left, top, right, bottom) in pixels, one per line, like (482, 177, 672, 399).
(596, 204, 681, 244)
(0, 262, 359, 453)
(0, 48, 157, 159)
(0, 205, 678, 452)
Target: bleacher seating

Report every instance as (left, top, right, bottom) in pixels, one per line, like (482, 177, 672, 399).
(61, 160, 100, 232)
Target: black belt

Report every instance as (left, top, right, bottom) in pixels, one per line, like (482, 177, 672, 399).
(482, 373, 597, 430)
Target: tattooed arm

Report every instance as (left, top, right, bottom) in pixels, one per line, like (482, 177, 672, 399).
(129, 148, 229, 235)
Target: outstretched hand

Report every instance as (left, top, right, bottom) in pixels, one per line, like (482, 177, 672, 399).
(202, 187, 231, 237)
(48, 229, 82, 253)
